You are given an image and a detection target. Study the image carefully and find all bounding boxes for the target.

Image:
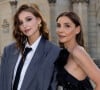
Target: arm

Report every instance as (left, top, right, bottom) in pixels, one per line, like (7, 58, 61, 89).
(0, 47, 8, 90)
(72, 46, 100, 90)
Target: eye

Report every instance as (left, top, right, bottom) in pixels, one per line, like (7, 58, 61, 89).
(57, 23, 61, 28)
(26, 17, 32, 22)
(64, 23, 70, 28)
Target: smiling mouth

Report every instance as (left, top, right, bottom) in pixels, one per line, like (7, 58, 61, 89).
(24, 29, 31, 33)
(58, 35, 66, 38)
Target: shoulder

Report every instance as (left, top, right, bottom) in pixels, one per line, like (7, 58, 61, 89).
(44, 40, 61, 60)
(42, 40, 61, 63)
(45, 40, 61, 52)
(72, 45, 87, 58)
(40, 36, 60, 52)
(4, 42, 16, 50)
(1, 42, 17, 64)
(72, 45, 93, 65)
(2, 42, 17, 55)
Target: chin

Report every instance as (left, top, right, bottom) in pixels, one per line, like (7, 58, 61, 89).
(59, 39, 66, 43)
(25, 34, 31, 37)
(59, 41, 65, 44)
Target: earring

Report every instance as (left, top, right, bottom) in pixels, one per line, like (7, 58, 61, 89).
(38, 23, 42, 30)
(39, 24, 42, 27)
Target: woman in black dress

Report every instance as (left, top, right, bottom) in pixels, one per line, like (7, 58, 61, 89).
(55, 12, 100, 90)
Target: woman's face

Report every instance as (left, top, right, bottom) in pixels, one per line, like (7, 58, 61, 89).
(18, 11, 41, 39)
(56, 16, 80, 44)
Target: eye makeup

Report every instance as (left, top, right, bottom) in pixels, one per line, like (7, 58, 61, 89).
(18, 16, 33, 26)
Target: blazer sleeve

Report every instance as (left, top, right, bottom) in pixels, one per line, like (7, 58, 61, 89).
(0, 46, 8, 90)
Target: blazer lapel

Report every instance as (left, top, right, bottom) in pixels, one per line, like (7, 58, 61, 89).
(21, 37, 46, 90)
(8, 49, 19, 90)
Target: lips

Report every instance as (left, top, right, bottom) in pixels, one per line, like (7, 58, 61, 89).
(24, 29, 31, 33)
(58, 34, 66, 38)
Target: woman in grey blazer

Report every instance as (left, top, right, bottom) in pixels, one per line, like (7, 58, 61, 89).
(0, 3, 60, 90)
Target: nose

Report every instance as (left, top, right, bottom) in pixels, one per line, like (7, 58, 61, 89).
(56, 27, 63, 33)
(22, 22, 27, 28)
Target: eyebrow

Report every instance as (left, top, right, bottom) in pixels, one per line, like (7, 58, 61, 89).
(19, 16, 33, 21)
(57, 22, 70, 25)
(25, 16, 33, 18)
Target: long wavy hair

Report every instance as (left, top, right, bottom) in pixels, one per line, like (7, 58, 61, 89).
(56, 12, 85, 48)
(13, 4, 49, 52)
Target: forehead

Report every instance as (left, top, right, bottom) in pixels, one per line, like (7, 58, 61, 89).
(57, 16, 73, 24)
(18, 11, 35, 19)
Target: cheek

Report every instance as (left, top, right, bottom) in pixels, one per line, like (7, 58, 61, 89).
(31, 21, 38, 28)
(65, 29, 76, 39)
(65, 29, 73, 36)
(56, 29, 59, 34)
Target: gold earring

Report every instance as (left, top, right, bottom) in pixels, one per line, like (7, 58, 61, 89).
(39, 23, 42, 27)
(38, 23, 42, 30)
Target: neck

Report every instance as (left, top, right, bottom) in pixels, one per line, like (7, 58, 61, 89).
(28, 33, 40, 45)
(64, 40, 78, 53)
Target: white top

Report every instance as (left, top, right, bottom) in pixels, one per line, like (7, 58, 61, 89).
(12, 36, 41, 90)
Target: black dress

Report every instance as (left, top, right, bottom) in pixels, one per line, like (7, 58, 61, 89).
(55, 49, 93, 90)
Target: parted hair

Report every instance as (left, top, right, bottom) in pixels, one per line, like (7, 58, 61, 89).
(56, 11, 85, 48)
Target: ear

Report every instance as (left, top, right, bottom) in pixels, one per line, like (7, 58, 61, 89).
(37, 17, 41, 24)
(76, 26, 80, 34)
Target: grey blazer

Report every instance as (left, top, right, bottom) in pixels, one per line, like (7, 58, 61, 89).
(0, 37, 60, 90)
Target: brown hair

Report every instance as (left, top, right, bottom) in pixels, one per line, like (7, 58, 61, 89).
(56, 11, 85, 48)
(13, 4, 49, 52)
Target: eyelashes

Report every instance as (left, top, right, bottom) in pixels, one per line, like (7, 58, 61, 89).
(56, 23, 70, 28)
(65, 24, 70, 27)
(26, 18, 32, 22)
(18, 17, 33, 25)
(56, 23, 60, 28)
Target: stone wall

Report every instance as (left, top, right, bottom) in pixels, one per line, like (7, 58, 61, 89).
(0, 0, 50, 56)
(0, 0, 100, 64)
